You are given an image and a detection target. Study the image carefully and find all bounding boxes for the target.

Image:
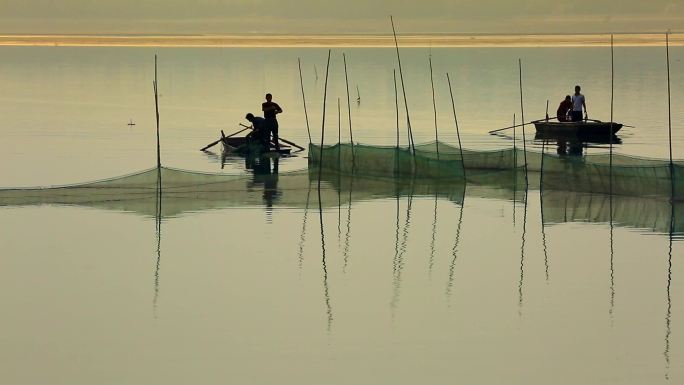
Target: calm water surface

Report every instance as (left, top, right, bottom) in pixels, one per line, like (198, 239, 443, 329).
(0, 46, 683, 384)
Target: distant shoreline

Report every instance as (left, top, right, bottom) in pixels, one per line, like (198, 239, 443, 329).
(0, 33, 682, 47)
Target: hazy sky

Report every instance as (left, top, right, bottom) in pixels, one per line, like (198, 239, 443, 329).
(1, 0, 681, 35)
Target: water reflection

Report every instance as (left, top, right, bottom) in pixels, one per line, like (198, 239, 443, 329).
(317, 185, 333, 333)
(429, 194, 438, 277)
(391, 187, 413, 315)
(518, 187, 529, 316)
(153, 166, 162, 317)
(664, 200, 675, 379)
(534, 133, 623, 158)
(342, 176, 353, 273)
(296, 184, 311, 270)
(538, 187, 550, 283)
(246, 154, 281, 215)
(446, 192, 465, 299)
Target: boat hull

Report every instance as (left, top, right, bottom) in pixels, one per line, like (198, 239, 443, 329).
(221, 136, 291, 155)
(533, 121, 623, 138)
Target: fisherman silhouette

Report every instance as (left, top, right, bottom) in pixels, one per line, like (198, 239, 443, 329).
(261, 93, 283, 151)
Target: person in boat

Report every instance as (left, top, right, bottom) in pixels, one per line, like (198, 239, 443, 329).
(245, 113, 270, 150)
(262, 93, 283, 151)
(556, 95, 573, 122)
(571, 85, 587, 122)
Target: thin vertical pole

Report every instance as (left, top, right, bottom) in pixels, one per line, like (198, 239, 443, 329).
(394, 69, 400, 149)
(609, 33, 616, 320)
(390, 16, 415, 155)
(343, 53, 354, 148)
(610, 34, 615, 177)
(545, 100, 549, 121)
(542, 99, 549, 188)
(154, 55, 160, 169)
(446, 73, 466, 178)
(665, 31, 674, 373)
(666, 32, 674, 177)
(318, 50, 332, 187)
(513, 113, 517, 167)
(518, 59, 529, 183)
(298, 58, 312, 144)
(337, 98, 341, 145)
(429, 55, 439, 158)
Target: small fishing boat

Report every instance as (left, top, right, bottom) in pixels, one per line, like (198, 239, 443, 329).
(533, 120, 623, 137)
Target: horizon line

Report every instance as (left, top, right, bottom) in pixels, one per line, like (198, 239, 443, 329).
(1, 33, 682, 48)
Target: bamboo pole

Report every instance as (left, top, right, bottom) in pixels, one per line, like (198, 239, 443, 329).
(446, 73, 466, 178)
(390, 16, 415, 154)
(610, 34, 615, 181)
(545, 100, 549, 121)
(518, 58, 529, 183)
(609, 35, 616, 320)
(343, 53, 354, 148)
(666, 32, 674, 184)
(318, 50, 332, 187)
(297, 58, 312, 144)
(429, 55, 439, 158)
(394, 69, 400, 149)
(513, 114, 517, 167)
(154, 55, 161, 169)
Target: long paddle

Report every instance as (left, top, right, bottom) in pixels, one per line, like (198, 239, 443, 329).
(200, 126, 250, 151)
(488, 117, 556, 134)
(238, 123, 306, 151)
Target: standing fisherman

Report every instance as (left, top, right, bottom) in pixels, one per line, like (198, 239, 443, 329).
(262, 93, 283, 150)
(571, 85, 587, 122)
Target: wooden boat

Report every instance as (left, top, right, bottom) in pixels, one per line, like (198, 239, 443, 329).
(533, 120, 623, 137)
(221, 136, 291, 155)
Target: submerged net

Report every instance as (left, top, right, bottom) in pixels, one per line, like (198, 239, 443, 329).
(0, 166, 472, 218)
(308, 142, 465, 179)
(308, 141, 544, 177)
(0, 163, 536, 218)
(540, 153, 684, 200)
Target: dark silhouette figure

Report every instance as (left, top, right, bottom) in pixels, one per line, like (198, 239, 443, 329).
(556, 95, 573, 122)
(245, 113, 269, 151)
(262, 93, 283, 150)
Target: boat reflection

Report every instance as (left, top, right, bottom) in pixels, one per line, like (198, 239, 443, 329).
(245, 154, 281, 211)
(535, 132, 622, 157)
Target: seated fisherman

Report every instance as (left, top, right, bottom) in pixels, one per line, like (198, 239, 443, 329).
(556, 95, 573, 122)
(245, 113, 270, 150)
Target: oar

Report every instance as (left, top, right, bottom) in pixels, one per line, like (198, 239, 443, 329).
(200, 126, 250, 151)
(238, 123, 306, 151)
(488, 117, 556, 134)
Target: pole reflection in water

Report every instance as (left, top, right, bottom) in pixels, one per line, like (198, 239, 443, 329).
(297, 183, 311, 270)
(391, 188, 413, 315)
(518, 186, 529, 316)
(153, 166, 162, 318)
(664, 198, 674, 380)
(429, 194, 438, 277)
(446, 189, 465, 300)
(317, 184, 333, 333)
(342, 175, 353, 273)
(539, 191, 550, 283)
(609, 181, 616, 321)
